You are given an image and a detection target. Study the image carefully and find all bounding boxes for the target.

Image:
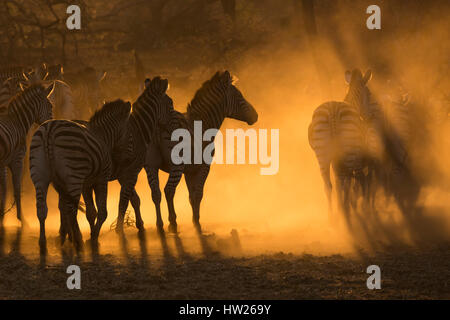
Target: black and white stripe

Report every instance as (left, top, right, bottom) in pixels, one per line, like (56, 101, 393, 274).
(95, 76, 178, 233)
(29, 99, 131, 252)
(308, 100, 366, 224)
(0, 84, 54, 227)
(344, 69, 386, 211)
(145, 71, 258, 233)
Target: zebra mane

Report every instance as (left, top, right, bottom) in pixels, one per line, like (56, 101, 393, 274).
(88, 99, 131, 127)
(187, 71, 226, 115)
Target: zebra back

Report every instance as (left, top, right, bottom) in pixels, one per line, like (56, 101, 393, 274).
(309, 101, 365, 175)
(87, 99, 131, 151)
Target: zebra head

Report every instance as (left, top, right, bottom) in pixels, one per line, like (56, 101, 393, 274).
(143, 76, 175, 126)
(130, 76, 175, 143)
(30, 83, 55, 124)
(220, 71, 258, 125)
(344, 69, 372, 118)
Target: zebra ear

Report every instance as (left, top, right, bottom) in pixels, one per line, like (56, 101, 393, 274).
(345, 70, 352, 84)
(223, 70, 232, 84)
(144, 78, 151, 88)
(363, 69, 372, 84)
(45, 82, 55, 98)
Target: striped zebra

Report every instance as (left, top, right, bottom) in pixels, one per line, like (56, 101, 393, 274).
(343, 69, 386, 211)
(381, 84, 422, 207)
(0, 83, 55, 227)
(144, 71, 258, 233)
(1, 77, 75, 120)
(82, 77, 179, 234)
(0, 65, 40, 112)
(29, 100, 131, 252)
(308, 101, 366, 224)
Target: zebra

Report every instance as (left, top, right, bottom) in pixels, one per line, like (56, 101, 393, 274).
(1, 73, 75, 120)
(82, 77, 179, 234)
(308, 101, 366, 225)
(343, 69, 388, 211)
(0, 65, 39, 113)
(144, 71, 258, 233)
(29, 100, 131, 252)
(381, 82, 423, 208)
(0, 83, 55, 227)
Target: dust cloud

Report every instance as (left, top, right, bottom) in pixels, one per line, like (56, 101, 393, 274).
(2, 0, 450, 258)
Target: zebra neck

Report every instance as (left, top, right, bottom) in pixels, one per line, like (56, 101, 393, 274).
(9, 100, 36, 136)
(187, 102, 225, 133)
(129, 111, 155, 145)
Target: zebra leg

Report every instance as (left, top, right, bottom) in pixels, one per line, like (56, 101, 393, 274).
(58, 195, 70, 246)
(9, 151, 27, 227)
(320, 164, 333, 222)
(145, 167, 163, 232)
(336, 175, 352, 229)
(60, 195, 83, 252)
(130, 189, 144, 232)
(185, 166, 210, 232)
(92, 181, 108, 241)
(367, 165, 378, 213)
(29, 138, 50, 252)
(82, 185, 97, 237)
(165, 168, 183, 234)
(116, 172, 139, 234)
(35, 182, 50, 254)
(0, 167, 6, 227)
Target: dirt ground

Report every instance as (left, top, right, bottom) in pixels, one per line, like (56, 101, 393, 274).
(0, 226, 448, 300)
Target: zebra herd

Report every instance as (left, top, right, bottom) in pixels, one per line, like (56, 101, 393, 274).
(0, 61, 444, 252)
(308, 68, 448, 229)
(0, 64, 257, 253)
